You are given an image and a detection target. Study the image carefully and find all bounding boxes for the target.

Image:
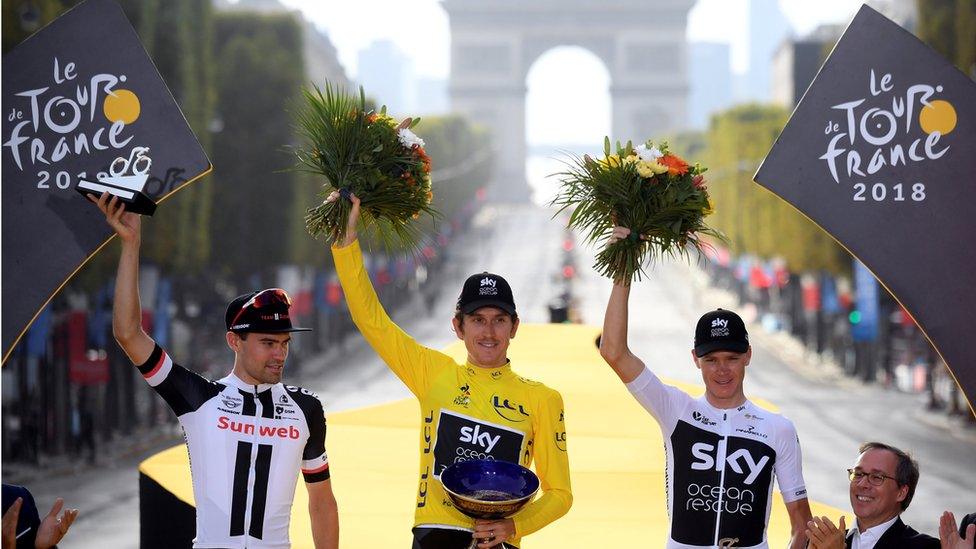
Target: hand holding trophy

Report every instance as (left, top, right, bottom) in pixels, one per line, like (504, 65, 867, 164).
(551, 138, 725, 284)
(440, 459, 540, 549)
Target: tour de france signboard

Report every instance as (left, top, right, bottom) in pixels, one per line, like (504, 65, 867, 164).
(755, 5, 976, 409)
(2, 0, 212, 362)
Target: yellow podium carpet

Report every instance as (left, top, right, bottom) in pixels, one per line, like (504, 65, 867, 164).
(140, 323, 848, 547)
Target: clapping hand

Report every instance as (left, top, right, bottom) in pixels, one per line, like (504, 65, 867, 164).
(941, 511, 975, 549)
(806, 515, 847, 549)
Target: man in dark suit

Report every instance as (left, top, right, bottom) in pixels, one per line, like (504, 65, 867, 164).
(806, 442, 939, 549)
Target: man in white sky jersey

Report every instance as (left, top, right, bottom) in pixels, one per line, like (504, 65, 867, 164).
(92, 193, 339, 549)
(598, 226, 812, 549)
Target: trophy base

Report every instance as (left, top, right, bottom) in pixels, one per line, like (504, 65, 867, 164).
(76, 179, 157, 216)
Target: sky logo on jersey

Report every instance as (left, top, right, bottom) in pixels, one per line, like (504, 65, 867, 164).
(432, 410, 524, 478)
(460, 424, 501, 452)
(492, 395, 529, 422)
(691, 441, 771, 485)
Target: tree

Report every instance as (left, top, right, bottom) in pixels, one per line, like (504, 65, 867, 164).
(2, 0, 74, 54)
(209, 12, 306, 281)
(414, 114, 492, 223)
(115, 0, 217, 273)
(705, 104, 849, 274)
(917, 0, 976, 77)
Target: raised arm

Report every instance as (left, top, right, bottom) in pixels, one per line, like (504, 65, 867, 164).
(329, 191, 440, 395)
(91, 193, 155, 364)
(598, 228, 647, 383)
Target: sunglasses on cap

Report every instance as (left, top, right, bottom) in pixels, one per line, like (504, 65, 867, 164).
(230, 288, 292, 327)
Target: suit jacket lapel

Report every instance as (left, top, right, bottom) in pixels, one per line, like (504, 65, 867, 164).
(876, 517, 908, 546)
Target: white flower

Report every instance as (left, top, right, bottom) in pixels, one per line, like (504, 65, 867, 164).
(634, 143, 662, 162)
(398, 128, 425, 149)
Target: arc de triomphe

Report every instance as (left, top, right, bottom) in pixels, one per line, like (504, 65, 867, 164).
(443, 0, 695, 200)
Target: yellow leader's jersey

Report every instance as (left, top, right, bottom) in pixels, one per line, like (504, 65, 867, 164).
(333, 240, 572, 544)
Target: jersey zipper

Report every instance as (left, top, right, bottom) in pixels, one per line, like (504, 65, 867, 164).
(243, 384, 261, 548)
(712, 411, 730, 548)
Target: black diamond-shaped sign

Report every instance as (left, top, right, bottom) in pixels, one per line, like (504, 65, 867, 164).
(755, 5, 976, 411)
(2, 0, 212, 360)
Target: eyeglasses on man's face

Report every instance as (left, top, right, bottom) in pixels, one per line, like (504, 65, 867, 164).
(847, 468, 897, 486)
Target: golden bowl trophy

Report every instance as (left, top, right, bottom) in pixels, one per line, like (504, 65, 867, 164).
(440, 459, 540, 549)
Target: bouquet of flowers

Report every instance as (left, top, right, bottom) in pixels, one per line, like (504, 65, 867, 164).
(295, 83, 436, 250)
(551, 138, 725, 284)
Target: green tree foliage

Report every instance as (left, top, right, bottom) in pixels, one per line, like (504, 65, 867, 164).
(666, 130, 707, 161)
(917, 0, 976, 77)
(2, 0, 74, 54)
(414, 115, 492, 224)
(210, 12, 306, 280)
(148, 0, 214, 272)
(705, 104, 849, 274)
(111, 0, 216, 273)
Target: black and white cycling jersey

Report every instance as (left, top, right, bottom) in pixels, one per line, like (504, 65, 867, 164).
(627, 367, 807, 549)
(138, 345, 330, 549)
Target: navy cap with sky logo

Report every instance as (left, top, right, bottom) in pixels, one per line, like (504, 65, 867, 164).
(456, 272, 516, 315)
(694, 308, 749, 357)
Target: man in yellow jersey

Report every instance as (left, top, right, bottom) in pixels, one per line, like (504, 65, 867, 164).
(330, 193, 572, 549)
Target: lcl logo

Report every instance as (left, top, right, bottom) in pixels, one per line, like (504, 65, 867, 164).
(492, 396, 529, 422)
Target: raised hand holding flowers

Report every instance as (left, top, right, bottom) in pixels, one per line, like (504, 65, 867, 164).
(551, 138, 725, 284)
(294, 83, 436, 251)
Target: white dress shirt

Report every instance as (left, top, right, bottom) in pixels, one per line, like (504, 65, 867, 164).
(852, 515, 899, 549)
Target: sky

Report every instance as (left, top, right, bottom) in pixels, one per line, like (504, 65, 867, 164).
(279, 0, 866, 146)
(283, 0, 865, 79)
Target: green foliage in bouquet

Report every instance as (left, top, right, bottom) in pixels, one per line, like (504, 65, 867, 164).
(551, 138, 726, 284)
(294, 83, 437, 250)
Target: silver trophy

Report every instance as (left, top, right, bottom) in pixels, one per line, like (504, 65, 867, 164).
(76, 146, 157, 215)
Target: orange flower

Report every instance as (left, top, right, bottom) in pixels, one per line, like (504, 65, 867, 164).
(658, 154, 689, 176)
(415, 147, 432, 172)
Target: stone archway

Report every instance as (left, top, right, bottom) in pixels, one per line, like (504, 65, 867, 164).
(444, 0, 695, 200)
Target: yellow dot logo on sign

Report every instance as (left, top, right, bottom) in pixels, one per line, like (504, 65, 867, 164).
(103, 89, 141, 125)
(919, 99, 957, 135)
